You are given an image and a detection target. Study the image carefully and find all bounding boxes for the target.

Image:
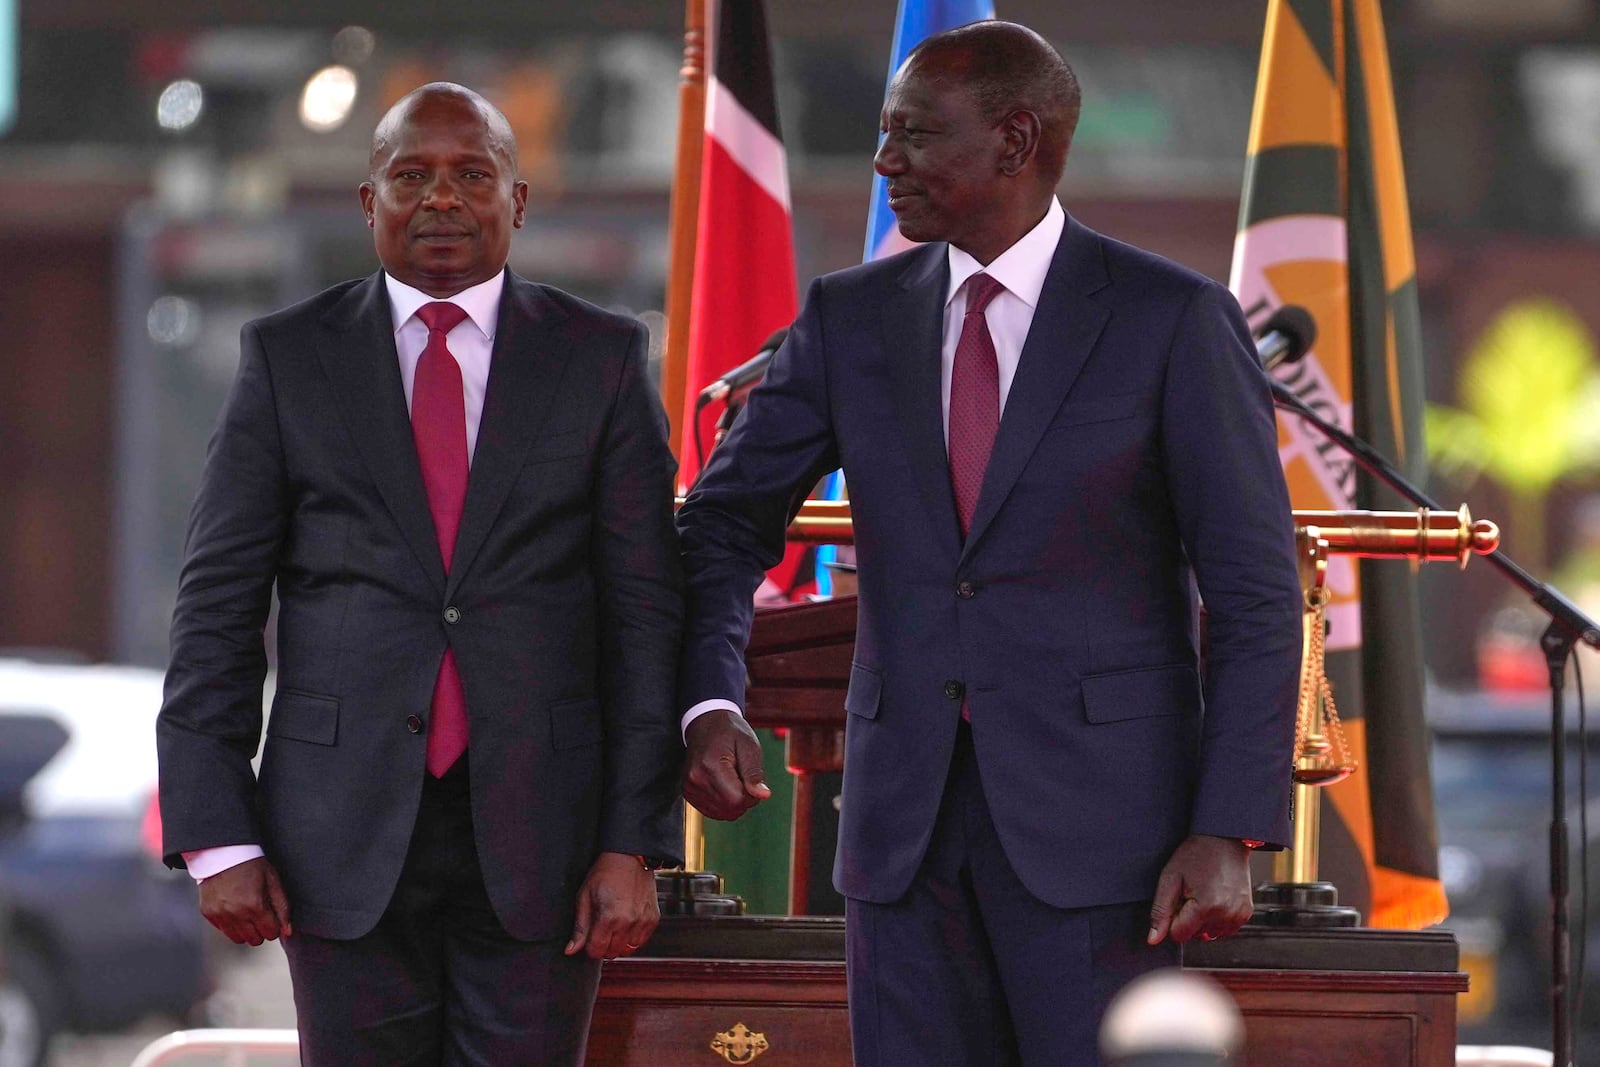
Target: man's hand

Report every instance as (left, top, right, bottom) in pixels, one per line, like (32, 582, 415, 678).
(683, 708, 771, 821)
(198, 856, 292, 947)
(1147, 834, 1254, 945)
(565, 852, 660, 960)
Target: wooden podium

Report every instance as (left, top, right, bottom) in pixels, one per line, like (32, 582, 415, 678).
(587, 921, 1467, 1064)
(585, 595, 1467, 1064)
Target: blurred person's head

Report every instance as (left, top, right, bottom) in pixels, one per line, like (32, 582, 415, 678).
(360, 83, 529, 297)
(873, 19, 1080, 264)
(1099, 968, 1243, 1066)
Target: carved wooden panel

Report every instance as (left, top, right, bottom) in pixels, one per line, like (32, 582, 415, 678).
(588, 957, 1466, 1066)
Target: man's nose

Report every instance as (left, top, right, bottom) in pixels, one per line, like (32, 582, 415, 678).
(873, 135, 904, 177)
(422, 174, 463, 208)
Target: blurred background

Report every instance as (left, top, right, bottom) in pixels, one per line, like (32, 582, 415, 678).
(3, 0, 1600, 1062)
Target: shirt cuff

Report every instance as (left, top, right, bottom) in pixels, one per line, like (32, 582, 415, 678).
(183, 844, 265, 882)
(681, 699, 743, 742)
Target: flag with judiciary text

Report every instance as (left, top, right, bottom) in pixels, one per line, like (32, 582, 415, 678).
(1230, 0, 1442, 928)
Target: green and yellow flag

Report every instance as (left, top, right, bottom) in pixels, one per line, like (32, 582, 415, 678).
(1231, 0, 1443, 928)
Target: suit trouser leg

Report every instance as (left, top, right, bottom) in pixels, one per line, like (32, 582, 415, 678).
(281, 759, 601, 1067)
(845, 723, 1177, 1067)
(959, 730, 1179, 1066)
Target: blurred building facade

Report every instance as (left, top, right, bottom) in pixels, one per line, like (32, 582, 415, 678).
(2, 0, 1599, 685)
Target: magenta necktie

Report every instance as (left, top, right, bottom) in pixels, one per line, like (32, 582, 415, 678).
(949, 273, 1005, 538)
(412, 301, 471, 778)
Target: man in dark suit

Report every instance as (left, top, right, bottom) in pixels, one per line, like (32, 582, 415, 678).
(156, 83, 683, 1065)
(678, 22, 1302, 1066)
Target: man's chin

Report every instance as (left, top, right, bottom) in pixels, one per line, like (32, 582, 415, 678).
(892, 215, 942, 246)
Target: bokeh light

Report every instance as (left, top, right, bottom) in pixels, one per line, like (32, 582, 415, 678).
(146, 295, 201, 346)
(156, 80, 204, 131)
(332, 26, 376, 66)
(299, 65, 358, 132)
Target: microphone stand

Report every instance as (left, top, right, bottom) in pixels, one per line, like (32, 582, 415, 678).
(1270, 380, 1600, 1067)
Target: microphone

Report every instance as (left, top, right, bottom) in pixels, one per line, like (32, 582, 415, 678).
(1254, 304, 1316, 372)
(696, 328, 789, 408)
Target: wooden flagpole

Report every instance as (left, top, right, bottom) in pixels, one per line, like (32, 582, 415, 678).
(665, 0, 709, 872)
(661, 0, 708, 467)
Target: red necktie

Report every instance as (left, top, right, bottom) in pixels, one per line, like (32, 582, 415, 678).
(412, 301, 471, 778)
(948, 274, 1004, 724)
(949, 273, 1005, 538)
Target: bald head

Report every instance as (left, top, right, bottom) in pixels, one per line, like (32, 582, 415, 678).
(370, 82, 518, 180)
(359, 81, 528, 297)
(904, 21, 1081, 185)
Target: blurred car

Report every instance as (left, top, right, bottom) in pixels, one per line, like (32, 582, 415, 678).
(0, 656, 212, 1064)
(0, 699, 70, 1067)
(1430, 682, 1600, 1052)
(0, 890, 46, 1067)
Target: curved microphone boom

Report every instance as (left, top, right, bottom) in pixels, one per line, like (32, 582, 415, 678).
(696, 328, 789, 409)
(1255, 304, 1317, 372)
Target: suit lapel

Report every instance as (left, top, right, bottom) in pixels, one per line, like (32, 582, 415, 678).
(960, 216, 1111, 564)
(884, 245, 962, 560)
(317, 272, 447, 596)
(446, 272, 573, 600)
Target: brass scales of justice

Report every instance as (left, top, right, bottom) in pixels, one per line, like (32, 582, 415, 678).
(677, 499, 1501, 926)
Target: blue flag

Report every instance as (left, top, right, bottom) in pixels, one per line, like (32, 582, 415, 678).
(818, 0, 997, 594)
(863, 0, 998, 262)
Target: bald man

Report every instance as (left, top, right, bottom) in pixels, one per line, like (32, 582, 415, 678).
(157, 83, 684, 1065)
(679, 23, 1301, 1065)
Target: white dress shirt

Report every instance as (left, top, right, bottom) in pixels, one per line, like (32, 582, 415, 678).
(680, 199, 1068, 740)
(184, 269, 506, 882)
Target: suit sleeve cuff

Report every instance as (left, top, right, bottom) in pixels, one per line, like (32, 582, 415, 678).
(681, 699, 743, 743)
(182, 844, 265, 882)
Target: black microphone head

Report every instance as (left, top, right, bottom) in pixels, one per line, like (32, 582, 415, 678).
(760, 327, 788, 353)
(1260, 304, 1316, 363)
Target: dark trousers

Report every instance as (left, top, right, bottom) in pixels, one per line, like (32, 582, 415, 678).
(845, 723, 1178, 1067)
(282, 759, 601, 1066)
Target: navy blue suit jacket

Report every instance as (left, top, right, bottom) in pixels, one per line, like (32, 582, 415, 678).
(678, 216, 1302, 909)
(158, 270, 685, 940)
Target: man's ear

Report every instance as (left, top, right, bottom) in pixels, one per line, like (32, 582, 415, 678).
(998, 109, 1042, 178)
(512, 180, 530, 228)
(359, 182, 376, 228)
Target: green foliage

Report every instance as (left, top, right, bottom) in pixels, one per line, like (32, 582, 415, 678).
(1426, 300, 1600, 493)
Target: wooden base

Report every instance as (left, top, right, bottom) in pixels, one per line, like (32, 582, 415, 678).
(590, 958, 849, 1065)
(586, 919, 1467, 1065)
(1187, 926, 1469, 1066)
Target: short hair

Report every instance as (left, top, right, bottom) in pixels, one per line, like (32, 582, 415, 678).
(906, 20, 1082, 183)
(369, 82, 519, 179)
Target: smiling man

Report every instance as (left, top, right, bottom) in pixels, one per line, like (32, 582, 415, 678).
(156, 83, 684, 1065)
(678, 22, 1302, 1066)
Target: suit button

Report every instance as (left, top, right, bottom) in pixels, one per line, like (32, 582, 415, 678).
(955, 581, 975, 599)
(406, 714, 425, 734)
(944, 680, 965, 700)
(443, 606, 461, 624)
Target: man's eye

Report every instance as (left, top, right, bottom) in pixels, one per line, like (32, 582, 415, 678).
(462, 171, 488, 180)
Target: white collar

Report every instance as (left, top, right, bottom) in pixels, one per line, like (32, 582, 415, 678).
(383, 269, 505, 341)
(945, 197, 1066, 309)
